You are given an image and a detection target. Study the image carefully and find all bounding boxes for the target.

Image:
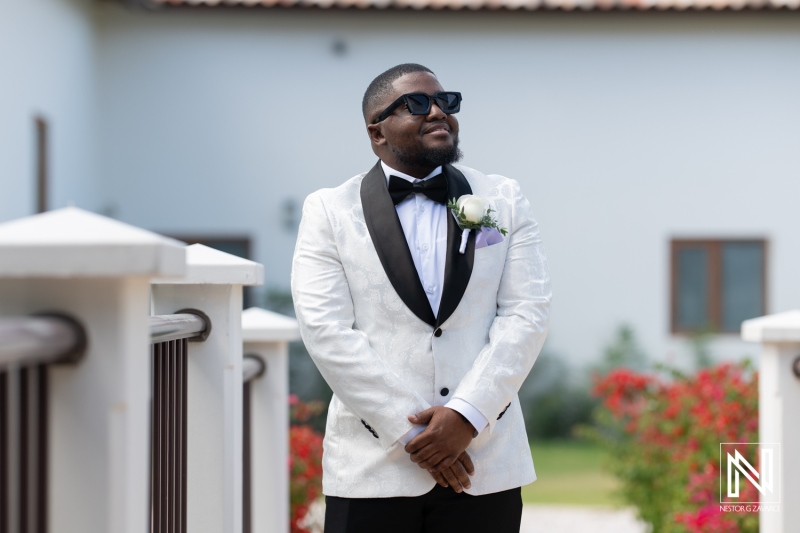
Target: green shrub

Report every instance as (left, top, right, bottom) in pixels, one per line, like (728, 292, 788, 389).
(519, 352, 598, 441)
(584, 362, 759, 533)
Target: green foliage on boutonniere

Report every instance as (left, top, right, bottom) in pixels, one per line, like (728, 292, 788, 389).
(447, 196, 508, 236)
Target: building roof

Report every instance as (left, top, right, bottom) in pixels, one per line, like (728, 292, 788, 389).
(148, 0, 800, 10)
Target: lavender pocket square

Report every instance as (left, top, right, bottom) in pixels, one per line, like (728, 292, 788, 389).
(475, 227, 504, 250)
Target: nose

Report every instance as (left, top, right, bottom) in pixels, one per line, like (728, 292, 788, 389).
(427, 101, 446, 120)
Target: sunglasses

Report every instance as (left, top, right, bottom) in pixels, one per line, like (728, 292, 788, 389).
(372, 91, 463, 124)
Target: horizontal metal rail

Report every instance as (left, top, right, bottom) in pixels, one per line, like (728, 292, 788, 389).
(242, 355, 265, 383)
(150, 310, 211, 344)
(0, 314, 86, 370)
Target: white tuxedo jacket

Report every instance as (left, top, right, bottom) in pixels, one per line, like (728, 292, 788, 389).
(291, 162, 551, 498)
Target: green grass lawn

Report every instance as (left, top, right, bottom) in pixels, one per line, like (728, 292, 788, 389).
(521, 440, 623, 507)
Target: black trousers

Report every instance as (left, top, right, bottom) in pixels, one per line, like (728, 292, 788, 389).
(324, 484, 522, 533)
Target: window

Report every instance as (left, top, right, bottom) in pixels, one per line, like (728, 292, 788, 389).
(670, 239, 767, 333)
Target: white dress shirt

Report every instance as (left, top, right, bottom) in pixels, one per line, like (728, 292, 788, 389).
(381, 161, 489, 445)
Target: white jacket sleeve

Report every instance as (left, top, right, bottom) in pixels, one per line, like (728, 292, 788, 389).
(290, 191, 431, 450)
(452, 179, 552, 433)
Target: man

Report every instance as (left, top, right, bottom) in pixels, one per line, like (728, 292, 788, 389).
(291, 63, 551, 532)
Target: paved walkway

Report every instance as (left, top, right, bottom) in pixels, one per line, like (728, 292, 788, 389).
(520, 505, 648, 533)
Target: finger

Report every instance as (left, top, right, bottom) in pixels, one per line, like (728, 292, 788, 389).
(404, 431, 433, 454)
(422, 452, 458, 472)
(429, 469, 448, 488)
(411, 438, 442, 464)
(450, 459, 472, 490)
(418, 451, 447, 471)
(409, 444, 437, 464)
(441, 466, 463, 493)
(458, 451, 475, 475)
(409, 407, 436, 425)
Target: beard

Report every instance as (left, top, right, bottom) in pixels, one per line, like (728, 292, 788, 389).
(391, 136, 463, 169)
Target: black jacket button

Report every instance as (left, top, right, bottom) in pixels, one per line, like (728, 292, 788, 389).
(440, 388, 449, 396)
(434, 328, 443, 337)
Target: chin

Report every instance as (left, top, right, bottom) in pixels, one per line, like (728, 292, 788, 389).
(391, 138, 462, 168)
(423, 136, 454, 148)
(423, 142, 454, 153)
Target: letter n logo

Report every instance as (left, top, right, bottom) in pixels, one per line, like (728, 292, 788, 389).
(720, 443, 781, 504)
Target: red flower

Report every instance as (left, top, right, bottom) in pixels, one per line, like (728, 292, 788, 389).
(289, 399, 325, 533)
(589, 361, 758, 533)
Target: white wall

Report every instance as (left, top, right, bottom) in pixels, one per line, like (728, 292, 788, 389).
(0, 0, 99, 221)
(95, 5, 800, 368)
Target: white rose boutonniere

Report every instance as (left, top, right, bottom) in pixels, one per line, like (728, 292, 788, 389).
(447, 195, 508, 254)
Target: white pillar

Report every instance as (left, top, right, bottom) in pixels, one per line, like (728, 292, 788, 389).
(152, 244, 263, 533)
(742, 310, 800, 533)
(0, 207, 185, 533)
(242, 307, 299, 533)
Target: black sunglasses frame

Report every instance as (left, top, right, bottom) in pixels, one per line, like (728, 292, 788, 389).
(372, 91, 462, 124)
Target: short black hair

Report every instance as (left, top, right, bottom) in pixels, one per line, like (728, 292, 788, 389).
(362, 63, 435, 122)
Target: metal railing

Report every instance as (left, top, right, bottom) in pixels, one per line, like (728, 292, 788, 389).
(149, 311, 210, 533)
(150, 311, 210, 344)
(0, 314, 86, 370)
(242, 354, 265, 384)
(1, 309, 274, 533)
(0, 314, 85, 533)
(242, 354, 266, 533)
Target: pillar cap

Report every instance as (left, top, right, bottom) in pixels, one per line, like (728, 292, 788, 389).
(242, 307, 300, 342)
(741, 310, 800, 343)
(153, 244, 264, 286)
(0, 207, 185, 278)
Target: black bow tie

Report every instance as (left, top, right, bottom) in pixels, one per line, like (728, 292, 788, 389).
(388, 174, 449, 206)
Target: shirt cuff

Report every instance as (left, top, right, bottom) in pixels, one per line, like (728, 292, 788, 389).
(445, 399, 489, 436)
(397, 424, 427, 446)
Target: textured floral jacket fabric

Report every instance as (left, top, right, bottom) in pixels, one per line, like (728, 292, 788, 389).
(290, 162, 551, 498)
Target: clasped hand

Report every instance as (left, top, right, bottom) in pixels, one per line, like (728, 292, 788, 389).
(404, 406, 475, 493)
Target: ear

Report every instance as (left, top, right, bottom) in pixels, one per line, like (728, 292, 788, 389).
(366, 123, 387, 147)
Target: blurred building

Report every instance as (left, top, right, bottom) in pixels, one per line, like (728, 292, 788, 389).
(2, 0, 799, 369)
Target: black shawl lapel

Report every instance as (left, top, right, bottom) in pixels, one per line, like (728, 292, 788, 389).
(360, 161, 437, 326)
(437, 165, 475, 327)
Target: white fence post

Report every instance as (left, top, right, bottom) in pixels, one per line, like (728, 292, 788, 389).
(152, 244, 263, 533)
(0, 207, 185, 533)
(742, 310, 800, 533)
(242, 307, 299, 533)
